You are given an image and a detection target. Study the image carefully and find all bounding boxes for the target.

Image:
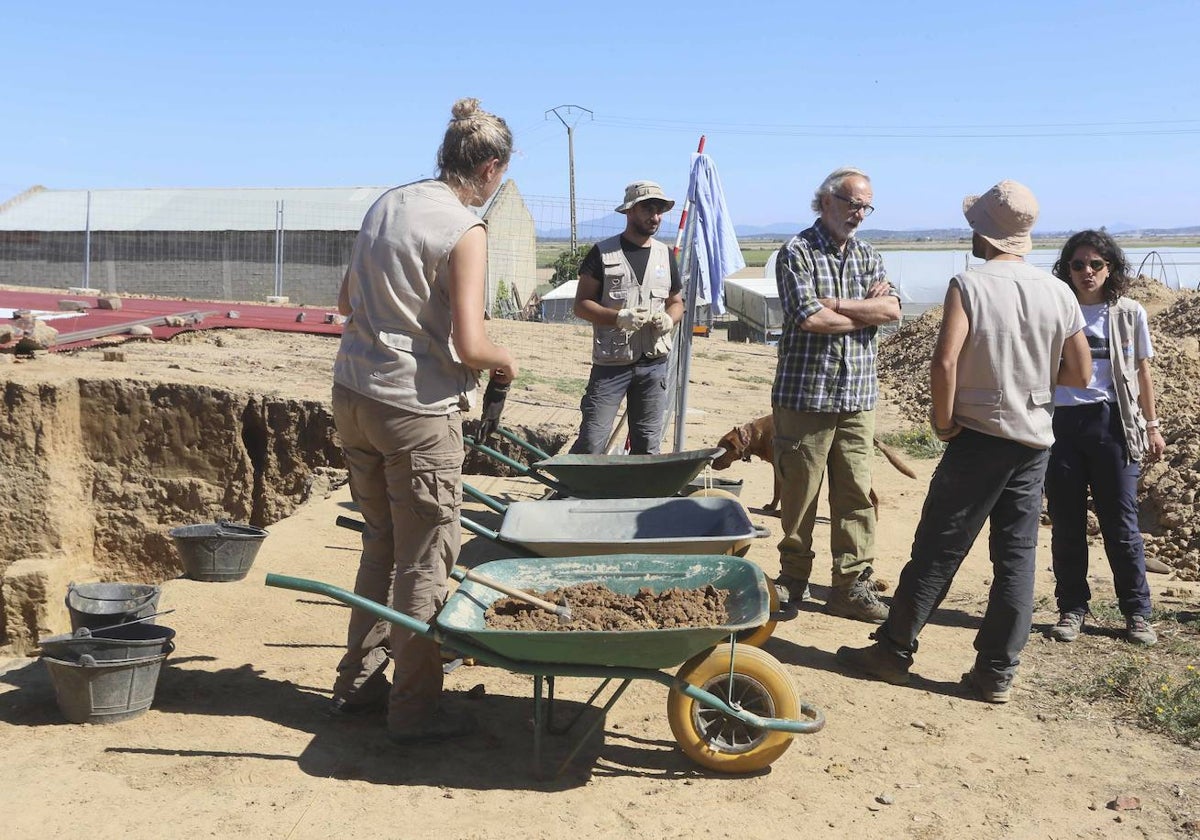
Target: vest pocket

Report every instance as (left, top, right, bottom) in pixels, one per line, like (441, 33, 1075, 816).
(1029, 389, 1052, 407)
(378, 329, 431, 356)
(409, 448, 463, 524)
(958, 387, 1003, 406)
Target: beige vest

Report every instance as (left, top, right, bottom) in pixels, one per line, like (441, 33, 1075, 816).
(952, 261, 1084, 449)
(333, 180, 482, 414)
(1107, 297, 1148, 463)
(591, 234, 673, 365)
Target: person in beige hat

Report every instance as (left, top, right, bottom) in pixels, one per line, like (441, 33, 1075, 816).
(569, 180, 683, 454)
(838, 179, 1091, 704)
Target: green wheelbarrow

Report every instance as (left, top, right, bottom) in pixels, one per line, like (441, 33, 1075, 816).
(465, 427, 730, 499)
(266, 554, 823, 777)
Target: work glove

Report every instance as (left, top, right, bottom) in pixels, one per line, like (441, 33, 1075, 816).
(477, 376, 510, 441)
(615, 308, 649, 331)
(650, 311, 674, 335)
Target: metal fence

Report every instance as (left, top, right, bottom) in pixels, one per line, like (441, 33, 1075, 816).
(0, 187, 679, 310)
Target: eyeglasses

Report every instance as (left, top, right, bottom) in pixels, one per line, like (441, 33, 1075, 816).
(833, 193, 875, 217)
(1069, 258, 1108, 272)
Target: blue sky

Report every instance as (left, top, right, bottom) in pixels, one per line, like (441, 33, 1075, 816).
(4, 0, 1198, 231)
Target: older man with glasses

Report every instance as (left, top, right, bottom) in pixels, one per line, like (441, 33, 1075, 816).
(770, 166, 901, 624)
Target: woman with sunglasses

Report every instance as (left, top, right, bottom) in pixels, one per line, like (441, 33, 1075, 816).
(1045, 229, 1165, 646)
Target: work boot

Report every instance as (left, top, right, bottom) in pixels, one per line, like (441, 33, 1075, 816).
(858, 567, 890, 593)
(826, 579, 889, 623)
(773, 574, 811, 606)
(1125, 614, 1158, 646)
(836, 641, 911, 686)
(1048, 611, 1085, 643)
(962, 668, 1012, 704)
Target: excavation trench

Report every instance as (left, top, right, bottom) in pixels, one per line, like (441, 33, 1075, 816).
(0, 373, 571, 655)
(0, 377, 345, 654)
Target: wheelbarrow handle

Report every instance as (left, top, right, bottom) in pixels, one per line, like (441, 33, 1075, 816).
(495, 426, 552, 461)
(462, 482, 508, 515)
(463, 437, 570, 496)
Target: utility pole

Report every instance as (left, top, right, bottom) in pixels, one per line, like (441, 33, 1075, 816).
(546, 105, 592, 254)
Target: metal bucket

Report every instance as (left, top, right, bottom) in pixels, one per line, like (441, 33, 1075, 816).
(42, 651, 169, 724)
(170, 521, 268, 582)
(39, 623, 176, 663)
(65, 582, 161, 632)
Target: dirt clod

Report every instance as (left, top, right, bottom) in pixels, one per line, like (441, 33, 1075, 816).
(485, 582, 729, 631)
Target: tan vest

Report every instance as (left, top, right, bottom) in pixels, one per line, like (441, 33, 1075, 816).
(591, 234, 673, 365)
(952, 261, 1084, 449)
(333, 180, 482, 414)
(1107, 297, 1148, 463)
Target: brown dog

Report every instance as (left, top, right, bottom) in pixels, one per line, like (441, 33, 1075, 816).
(712, 414, 917, 514)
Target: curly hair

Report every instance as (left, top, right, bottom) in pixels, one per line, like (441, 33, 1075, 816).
(1052, 229, 1131, 304)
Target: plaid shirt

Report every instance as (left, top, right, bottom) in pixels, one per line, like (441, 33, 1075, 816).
(771, 219, 893, 413)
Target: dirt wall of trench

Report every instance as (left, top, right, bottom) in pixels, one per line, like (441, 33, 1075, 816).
(0, 377, 344, 653)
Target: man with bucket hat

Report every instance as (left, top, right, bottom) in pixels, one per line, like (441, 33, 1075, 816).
(837, 179, 1091, 703)
(569, 180, 683, 454)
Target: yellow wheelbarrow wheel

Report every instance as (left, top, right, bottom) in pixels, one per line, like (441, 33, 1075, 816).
(736, 575, 777, 648)
(666, 643, 798, 773)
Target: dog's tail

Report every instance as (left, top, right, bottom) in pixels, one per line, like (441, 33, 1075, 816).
(873, 437, 918, 479)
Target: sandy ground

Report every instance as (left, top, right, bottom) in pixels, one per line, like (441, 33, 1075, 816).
(2, 319, 1199, 840)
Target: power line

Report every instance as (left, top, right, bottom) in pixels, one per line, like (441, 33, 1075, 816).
(588, 115, 1200, 139)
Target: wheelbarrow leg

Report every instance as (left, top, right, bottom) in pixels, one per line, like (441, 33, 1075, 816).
(553, 678, 632, 777)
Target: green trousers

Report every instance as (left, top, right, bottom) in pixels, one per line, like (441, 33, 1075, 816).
(772, 406, 876, 587)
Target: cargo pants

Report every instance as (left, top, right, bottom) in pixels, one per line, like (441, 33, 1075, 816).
(330, 383, 462, 730)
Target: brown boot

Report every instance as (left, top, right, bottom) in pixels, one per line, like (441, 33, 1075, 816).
(826, 579, 889, 623)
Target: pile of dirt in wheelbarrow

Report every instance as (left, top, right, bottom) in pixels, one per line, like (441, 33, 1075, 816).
(486, 583, 729, 631)
(876, 282, 1200, 581)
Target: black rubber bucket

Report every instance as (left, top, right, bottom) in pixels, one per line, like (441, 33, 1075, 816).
(39, 623, 176, 663)
(42, 651, 169, 724)
(170, 521, 268, 582)
(65, 582, 162, 632)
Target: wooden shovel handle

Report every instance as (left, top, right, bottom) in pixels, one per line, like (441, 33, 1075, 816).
(457, 567, 563, 615)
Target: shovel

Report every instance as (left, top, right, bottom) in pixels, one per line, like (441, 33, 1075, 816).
(455, 567, 573, 624)
(476, 375, 510, 441)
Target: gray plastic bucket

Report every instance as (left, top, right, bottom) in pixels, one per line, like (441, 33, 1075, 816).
(170, 521, 268, 582)
(39, 623, 176, 663)
(65, 582, 162, 632)
(42, 651, 169, 724)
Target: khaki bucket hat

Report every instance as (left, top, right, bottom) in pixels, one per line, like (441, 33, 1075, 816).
(615, 180, 675, 214)
(962, 180, 1039, 256)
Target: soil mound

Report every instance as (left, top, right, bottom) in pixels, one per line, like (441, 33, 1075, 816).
(878, 285, 1200, 581)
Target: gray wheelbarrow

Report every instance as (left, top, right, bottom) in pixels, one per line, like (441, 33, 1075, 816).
(456, 483, 768, 559)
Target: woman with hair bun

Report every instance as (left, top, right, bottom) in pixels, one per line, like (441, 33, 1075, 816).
(328, 98, 518, 742)
(1045, 229, 1164, 647)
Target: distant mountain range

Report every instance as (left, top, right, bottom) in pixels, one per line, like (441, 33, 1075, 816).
(538, 218, 1200, 241)
(734, 224, 1200, 240)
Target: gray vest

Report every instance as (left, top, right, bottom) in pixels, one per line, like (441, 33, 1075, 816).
(1107, 297, 1148, 463)
(591, 234, 673, 366)
(952, 261, 1084, 449)
(333, 180, 481, 414)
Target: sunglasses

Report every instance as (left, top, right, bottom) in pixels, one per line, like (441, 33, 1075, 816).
(1069, 258, 1108, 272)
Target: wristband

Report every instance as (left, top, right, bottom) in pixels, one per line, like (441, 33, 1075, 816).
(1145, 419, 1160, 429)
